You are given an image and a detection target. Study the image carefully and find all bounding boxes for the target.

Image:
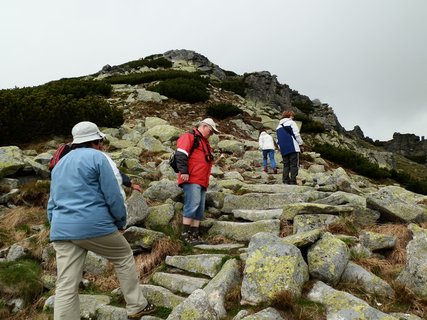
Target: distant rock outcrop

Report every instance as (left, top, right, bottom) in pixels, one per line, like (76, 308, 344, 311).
(383, 133, 427, 163)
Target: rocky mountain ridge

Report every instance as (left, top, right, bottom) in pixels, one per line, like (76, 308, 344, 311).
(0, 49, 427, 319)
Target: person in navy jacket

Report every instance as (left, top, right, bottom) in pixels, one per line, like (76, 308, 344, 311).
(276, 111, 304, 184)
(48, 121, 155, 319)
(174, 118, 219, 244)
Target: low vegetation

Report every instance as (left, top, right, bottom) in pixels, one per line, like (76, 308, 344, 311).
(294, 114, 325, 134)
(314, 142, 427, 195)
(0, 79, 123, 146)
(149, 78, 209, 103)
(105, 70, 206, 86)
(213, 78, 247, 97)
(206, 103, 243, 119)
(118, 57, 173, 70)
(0, 259, 44, 305)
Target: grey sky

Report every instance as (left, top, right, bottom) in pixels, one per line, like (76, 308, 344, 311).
(2, 0, 426, 141)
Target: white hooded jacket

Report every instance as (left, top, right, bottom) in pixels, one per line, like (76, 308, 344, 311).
(258, 131, 276, 150)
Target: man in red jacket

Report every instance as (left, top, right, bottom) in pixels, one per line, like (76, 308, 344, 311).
(174, 118, 220, 244)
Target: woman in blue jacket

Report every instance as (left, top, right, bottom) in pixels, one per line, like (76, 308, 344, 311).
(47, 121, 155, 320)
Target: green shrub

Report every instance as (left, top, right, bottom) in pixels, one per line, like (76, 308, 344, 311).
(105, 70, 205, 86)
(0, 259, 43, 304)
(214, 79, 246, 97)
(206, 103, 243, 119)
(0, 82, 123, 145)
(294, 114, 325, 134)
(292, 100, 315, 114)
(149, 78, 209, 103)
(119, 57, 172, 70)
(314, 143, 427, 195)
(313, 143, 391, 180)
(44, 79, 112, 98)
(390, 170, 427, 195)
(224, 70, 238, 76)
(406, 155, 426, 165)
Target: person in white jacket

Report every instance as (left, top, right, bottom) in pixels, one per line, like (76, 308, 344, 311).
(258, 129, 277, 174)
(276, 110, 304, 184)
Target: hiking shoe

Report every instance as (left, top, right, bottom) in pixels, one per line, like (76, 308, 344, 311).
(190, 233, 204, 245)
(128, 303, 156, 319)
(273, 168, 278, 174)
(181, 232, 193, 244)
(263, 167, 268, 173)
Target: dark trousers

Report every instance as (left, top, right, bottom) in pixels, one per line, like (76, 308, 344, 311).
(282, 152, 299, 184)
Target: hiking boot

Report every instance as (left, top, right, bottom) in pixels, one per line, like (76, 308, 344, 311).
(190, 233, 204, 245)
(181, 232, 193, 244)
(273, 168, 278, 174)
(263, 167, 268, 173)
(128, 303, 156, 319)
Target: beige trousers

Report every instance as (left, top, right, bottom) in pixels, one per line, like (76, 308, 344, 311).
(52, 231, 147, 320)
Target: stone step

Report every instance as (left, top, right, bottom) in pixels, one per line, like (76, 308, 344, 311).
(222, 191, 328, 213)
(232, 208, 282, 221)
(151, 272, 209, 295)
(208, 219, 280, 242)
(165, 254, 227, 278)
(139, 284, 184, 309)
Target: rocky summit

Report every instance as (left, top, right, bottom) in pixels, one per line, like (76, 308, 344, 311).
(1, 49, 427, 319)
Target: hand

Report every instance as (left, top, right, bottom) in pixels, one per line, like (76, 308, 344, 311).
(181, 173, 190, 182)
(131, 184, 143, 193)
(300, 146, 304, 153)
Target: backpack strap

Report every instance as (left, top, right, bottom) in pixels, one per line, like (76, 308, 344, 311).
(49, 143, 72, 171)
(188, 129, 201, 157)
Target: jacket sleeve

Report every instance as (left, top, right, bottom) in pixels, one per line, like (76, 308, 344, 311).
(291, 121, 304, 145)
(98, 154, 128, 229)
(47, 193, 54, 224)
(258, 135, 264, 150)
(120, 171, 132, 188)
(175, 133, 194, 174)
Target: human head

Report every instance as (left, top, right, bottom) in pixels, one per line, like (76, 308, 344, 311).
(71, 121, 106, 145)
(282, 110, 295, 119)
(198, 118, 220, 138)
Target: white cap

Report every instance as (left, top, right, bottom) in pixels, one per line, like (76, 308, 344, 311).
(72, 121, 106, 144)
(200, 118, 220, 134)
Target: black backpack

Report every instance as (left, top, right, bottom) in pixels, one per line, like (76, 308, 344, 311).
(169, 130, 200, 173)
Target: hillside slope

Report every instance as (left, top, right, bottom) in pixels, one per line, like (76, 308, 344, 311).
(0, 49, 427, 319)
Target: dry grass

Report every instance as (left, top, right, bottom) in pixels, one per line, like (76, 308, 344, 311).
(207, 235, 235, 245)
(0, 207, 48, 248)
(4, 295, 52, 320)
(16, 181, 50, 207)
(271, 289, 326, 320)
(224, 283, 242, 311)
(365, 223, 411, 265)
(353, 258, 399, 283)
(279, 219, 293, 238)
(84, 237, 182, 291)
(1, 207, 46, 230)
(85, 263, 120, 291)
(337, 278, 427, 318)
(326, 216, 359, 236)
(136, 237, 182, 280)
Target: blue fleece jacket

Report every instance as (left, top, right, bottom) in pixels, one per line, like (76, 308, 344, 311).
(47, 148, 127, 241)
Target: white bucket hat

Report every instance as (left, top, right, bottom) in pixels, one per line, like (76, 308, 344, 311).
(72, 121, 106, 144)
(200, 118, 220, 134)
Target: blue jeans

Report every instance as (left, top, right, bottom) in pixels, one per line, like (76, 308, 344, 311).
(182, 183, 206, 221)
(262, 149, 276, 169)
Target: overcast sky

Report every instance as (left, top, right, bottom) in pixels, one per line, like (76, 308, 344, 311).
(2, 0, 426, 141)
